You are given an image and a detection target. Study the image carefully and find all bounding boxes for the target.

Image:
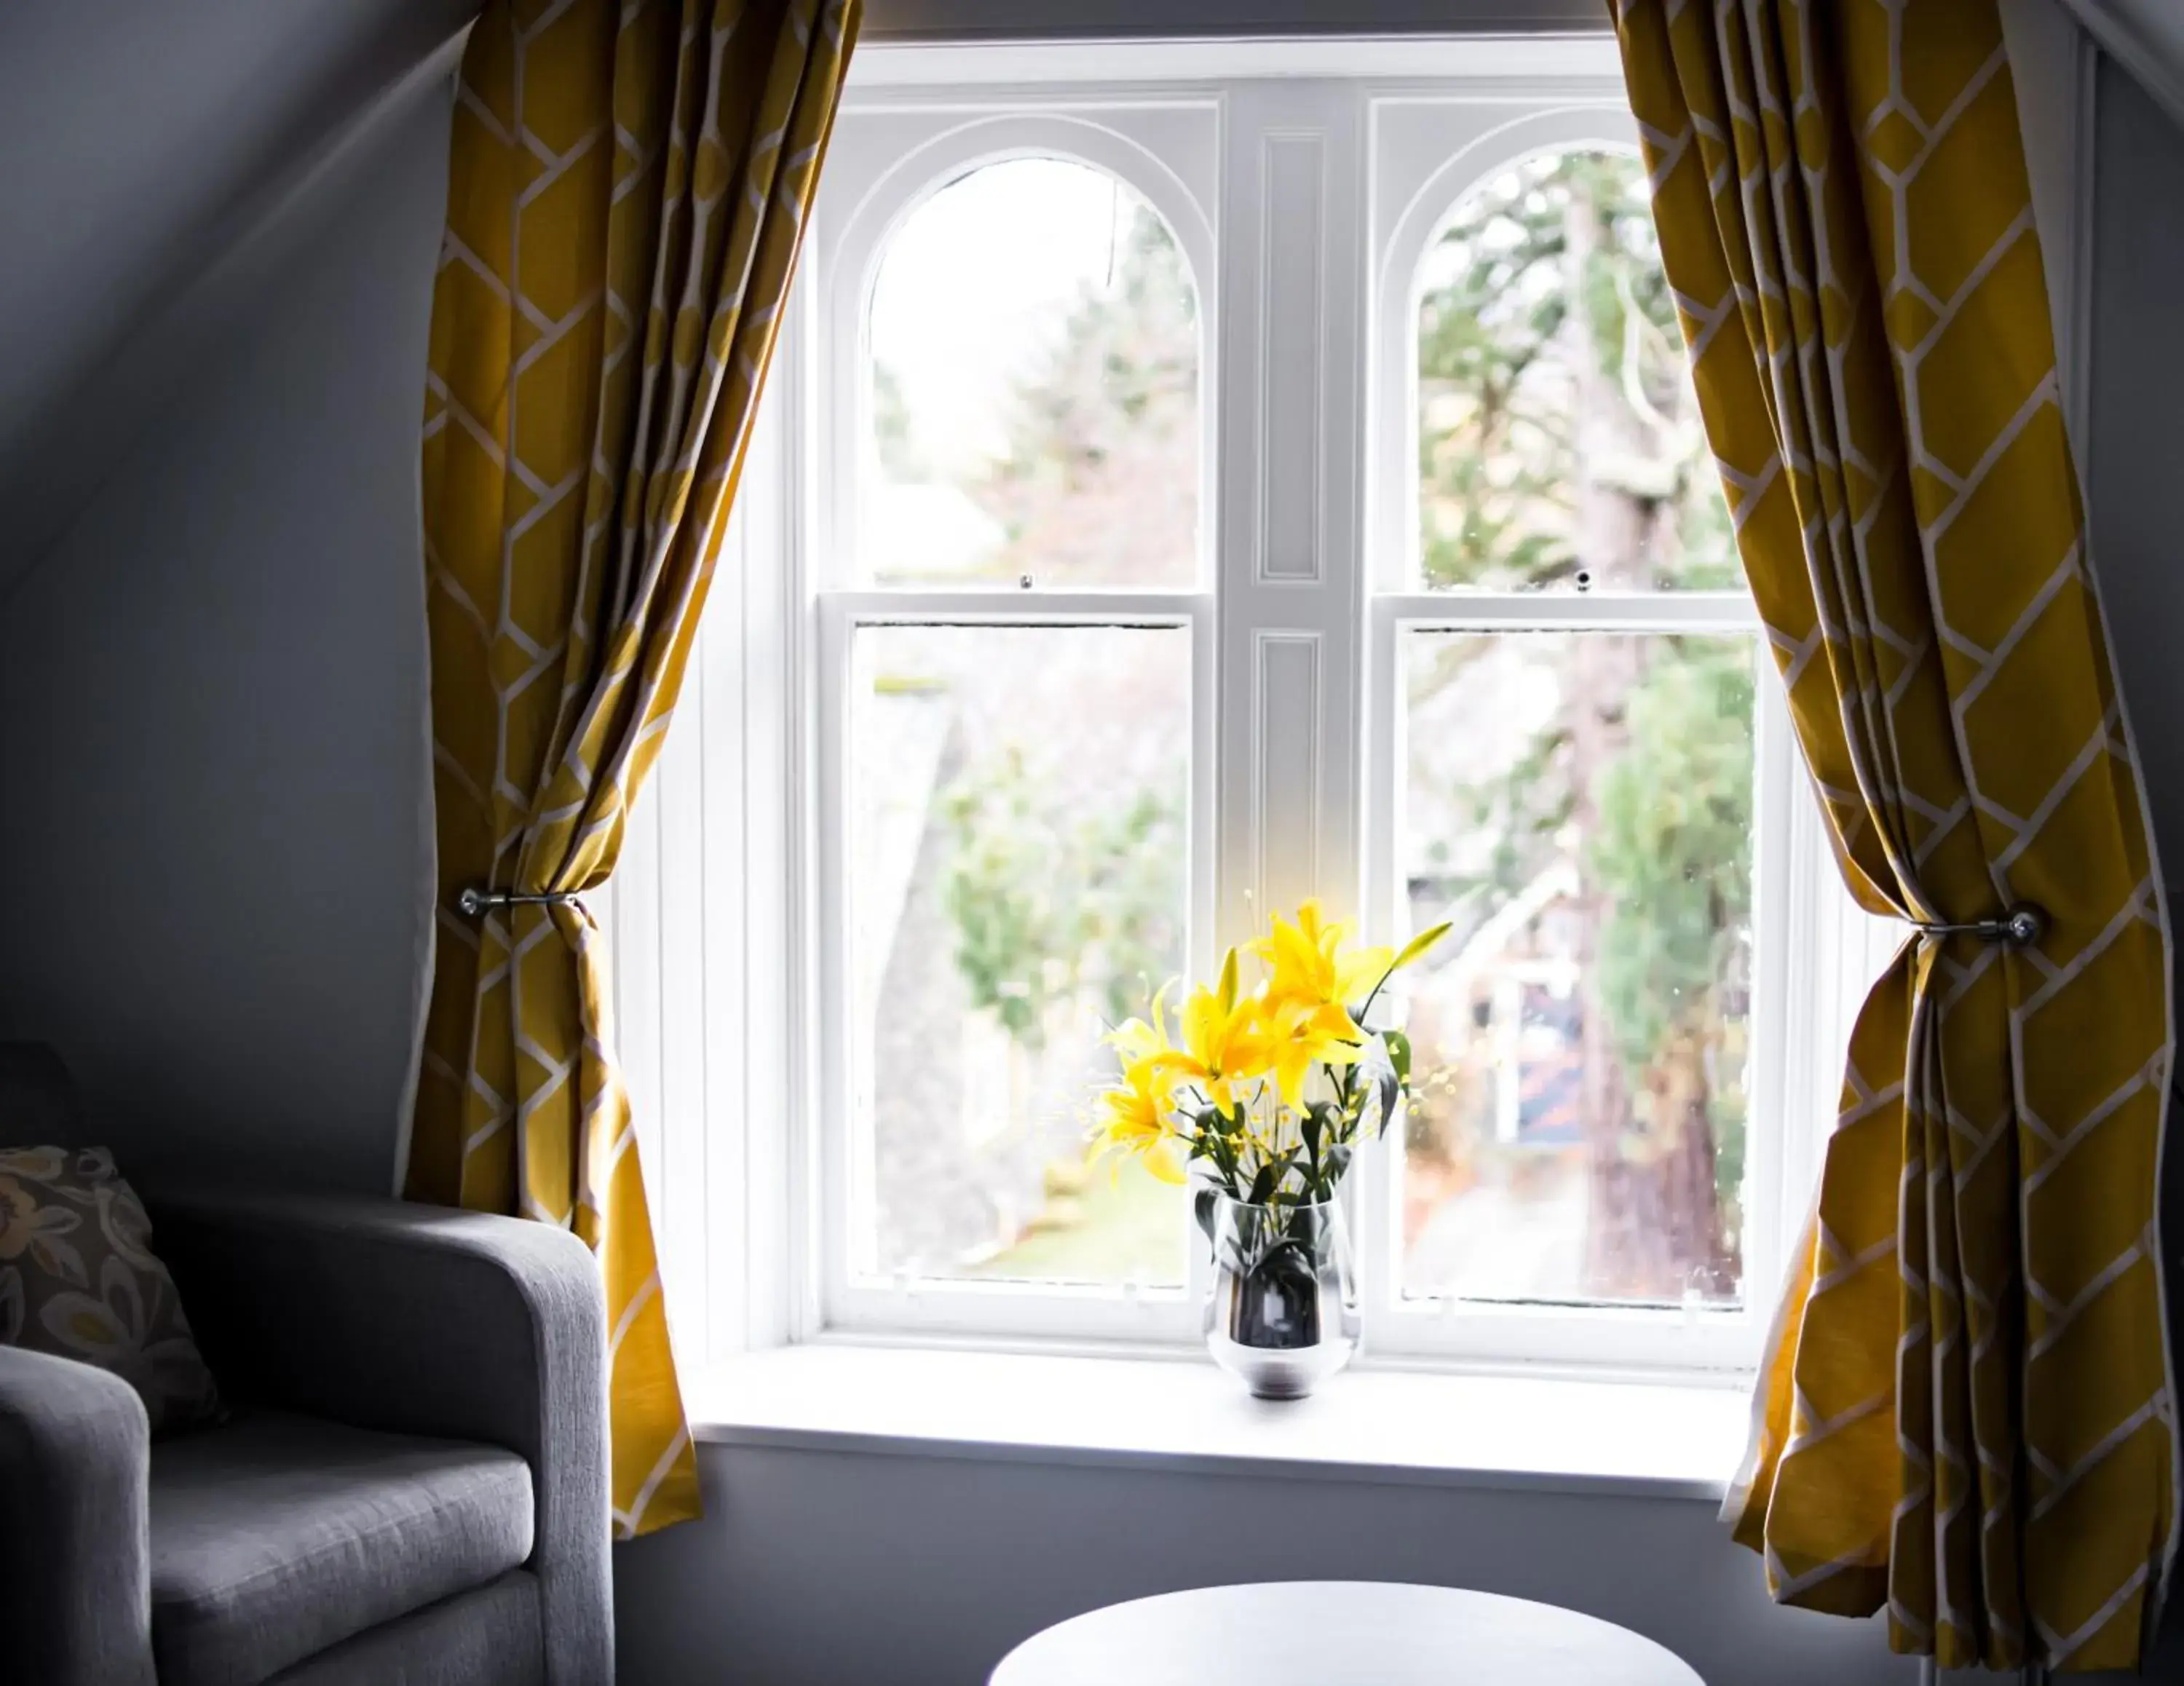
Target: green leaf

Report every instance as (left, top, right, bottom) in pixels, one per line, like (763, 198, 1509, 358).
(1195, 1187, 1219, 1247)
(1247, 1163, 1279, 1206)
(1384, 1028, 1412, 1088)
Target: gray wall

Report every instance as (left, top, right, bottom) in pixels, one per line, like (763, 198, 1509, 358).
(614, 1446, 1918, 1686)
(0, 51, 453, 1194)
(2085, 52, 2184, 864)
(612, 1446, 2184, 1685)
(2059, 0, 2184, 132)
(0, 0, 475, 576)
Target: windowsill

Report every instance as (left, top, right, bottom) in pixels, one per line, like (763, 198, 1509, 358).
(687, 1345, 1748, 1503)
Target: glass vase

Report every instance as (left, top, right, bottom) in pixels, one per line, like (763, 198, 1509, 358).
(1200, 1192, 1361, 1400)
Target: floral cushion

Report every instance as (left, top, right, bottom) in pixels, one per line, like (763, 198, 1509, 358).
(0, 1145, 221, 1433)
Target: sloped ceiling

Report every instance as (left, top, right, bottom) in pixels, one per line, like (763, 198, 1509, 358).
(2060, 0, 2184, 129)
(0, 0, 475, 592)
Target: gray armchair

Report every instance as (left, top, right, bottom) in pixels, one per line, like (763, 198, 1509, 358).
(0, 1047, 612, 1686)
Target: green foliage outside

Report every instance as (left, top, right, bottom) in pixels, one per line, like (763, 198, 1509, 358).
(1588, 644, 1754, 1208)
(1589, 653, 1753, 1068)
(941, 746, 1184, 1052)
(1416, 149, 1731, 593)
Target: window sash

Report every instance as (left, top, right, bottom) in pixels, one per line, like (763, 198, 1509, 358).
(1358, 593, 1801, 1371)
(811, 592, 1219, 1342)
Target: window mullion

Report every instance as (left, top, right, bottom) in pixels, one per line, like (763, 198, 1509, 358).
(1211, 78, 1384, 1322)
(1214, 79, 1367, 947)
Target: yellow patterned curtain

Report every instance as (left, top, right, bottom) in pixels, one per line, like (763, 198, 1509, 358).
(1607, 0, 2176, 1671)
(408, 0, 858, 1538)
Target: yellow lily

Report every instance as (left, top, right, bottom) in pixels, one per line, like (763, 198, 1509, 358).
(1261, 996, 1364, 1112)
(1105, 983, 1176, 1067)
(1254, 900, 1393, 1036)
(1159, 949, 1273, 1114)
(1093, 1055, 1187, 1184)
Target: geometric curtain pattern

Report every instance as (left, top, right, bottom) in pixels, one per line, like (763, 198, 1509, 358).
(408, 0, 858, 1539)
(1607, 1, 2175, 1669)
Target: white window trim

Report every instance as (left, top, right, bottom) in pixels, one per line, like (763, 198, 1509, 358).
(686, 1343, 1751, 1505)
(609, 33, 1901, 1385)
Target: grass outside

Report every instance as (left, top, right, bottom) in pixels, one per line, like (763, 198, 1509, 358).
(968, 1155, 1190, 1286)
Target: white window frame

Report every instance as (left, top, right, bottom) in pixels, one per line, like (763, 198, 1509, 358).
(711, 33, 1902, 1376)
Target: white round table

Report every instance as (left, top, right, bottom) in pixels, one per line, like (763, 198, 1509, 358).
(990, 1582, 1702, 1685)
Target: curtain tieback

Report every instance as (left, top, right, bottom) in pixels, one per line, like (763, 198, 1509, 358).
(456, 887, 588, 917)
(1905, 902, 2048, 946)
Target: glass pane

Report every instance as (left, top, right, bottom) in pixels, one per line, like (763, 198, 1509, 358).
(847, 623, 1191, 1286)
(1396, 630, 1754, 1306)
(863, 158, 1200, 587)
(1415, 148, 1736, 591)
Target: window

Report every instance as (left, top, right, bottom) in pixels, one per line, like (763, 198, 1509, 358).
(682, 39, 1900, 1369)
(810, 111, 1219, 1342)
(1358, 134, 1798, 1368)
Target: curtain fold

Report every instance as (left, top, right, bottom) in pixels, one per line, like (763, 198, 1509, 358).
(1607, 0, 2175, 1670)
(408, 0, 859, 1539)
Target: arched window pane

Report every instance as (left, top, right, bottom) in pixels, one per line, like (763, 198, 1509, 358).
(864, 157, 1200, 587)
(1415, 149, 1735, 593)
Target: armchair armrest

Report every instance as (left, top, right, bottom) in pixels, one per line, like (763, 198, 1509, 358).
(0, 1345, 155, 1686)
(146, 1187, 610, 1686)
